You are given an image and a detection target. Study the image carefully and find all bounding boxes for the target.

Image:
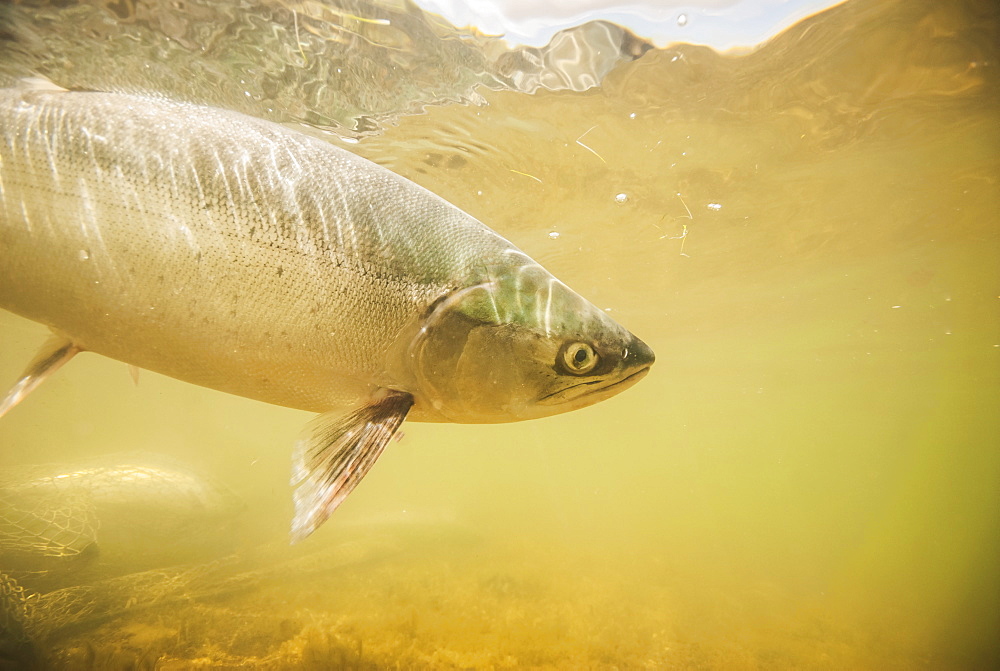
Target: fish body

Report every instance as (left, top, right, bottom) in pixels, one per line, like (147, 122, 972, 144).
(0, 86, 507, 418)
(0, 83, 653, 539)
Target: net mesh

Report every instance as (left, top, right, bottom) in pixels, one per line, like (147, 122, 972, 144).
(0, 454, 242, 660)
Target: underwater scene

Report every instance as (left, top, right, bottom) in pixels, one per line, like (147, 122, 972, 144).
(0, 0, 997, 668)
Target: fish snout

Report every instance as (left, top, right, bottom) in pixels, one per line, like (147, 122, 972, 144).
(623, 333, 655, 373)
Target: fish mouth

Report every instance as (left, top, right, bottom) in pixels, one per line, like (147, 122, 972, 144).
(538, 366, 651, 406)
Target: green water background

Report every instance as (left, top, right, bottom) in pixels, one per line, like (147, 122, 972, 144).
(0, 0, 997, 667)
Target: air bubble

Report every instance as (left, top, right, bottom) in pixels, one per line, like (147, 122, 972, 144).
(615, 193, 629, 204)
(548, 231, 560, 239)
(78, 249, 90, 261)
(677, 13, 688, 27)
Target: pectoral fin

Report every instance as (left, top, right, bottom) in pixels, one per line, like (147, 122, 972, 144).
(0, 334, 80, 419)
(290, 389, 413, 543)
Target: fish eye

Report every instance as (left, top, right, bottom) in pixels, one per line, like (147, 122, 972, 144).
(560, 342, 598, 375)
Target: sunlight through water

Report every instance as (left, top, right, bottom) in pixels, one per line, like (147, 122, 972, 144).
(0, 0, 997, 668)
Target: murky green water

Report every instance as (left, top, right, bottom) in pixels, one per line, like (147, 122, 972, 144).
(1, 0, 998, 668)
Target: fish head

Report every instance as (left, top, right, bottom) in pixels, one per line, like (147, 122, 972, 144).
(406, 261, 654, 423)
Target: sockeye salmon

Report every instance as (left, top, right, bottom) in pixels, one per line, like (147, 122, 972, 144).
(0, 79, 654, 541)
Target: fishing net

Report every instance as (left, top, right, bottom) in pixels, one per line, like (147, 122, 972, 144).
(0, 454, 243, 664)
(0, 488, 98, 561)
